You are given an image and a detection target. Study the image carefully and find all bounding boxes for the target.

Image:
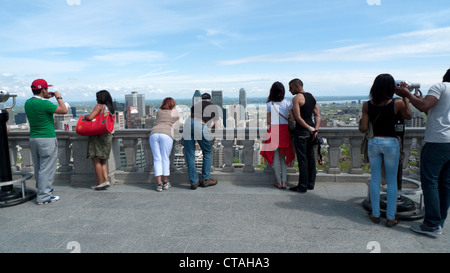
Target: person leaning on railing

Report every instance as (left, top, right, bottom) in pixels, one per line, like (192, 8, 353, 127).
(149, 97, 179, 192)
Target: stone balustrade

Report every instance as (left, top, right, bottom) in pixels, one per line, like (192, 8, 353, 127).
(7, 127, 425, 186)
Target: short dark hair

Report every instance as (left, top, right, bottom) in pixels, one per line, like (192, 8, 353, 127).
(289, 78, 303, 87)
(31, 87, 44, 95)
(369, 74, 396, 105)
(443, 69, 450, 83)
(201, 93, 211, 100)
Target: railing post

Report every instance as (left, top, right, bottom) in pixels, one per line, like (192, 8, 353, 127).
(222, 139, 234, 173)
(327, 137, 343, 174)
(57, 133, 73, 172)
(16, 140, 33, 173)
(241, 139, 255, 173)
(287, 139, 297, 173)
(170, 139, 178, 172)
(402, 137, 413, 176)
(349, 137, 363, 174)
(415, 137, 424, 173)
(142, 133, 153, 173)
(122, 138, 138, 172)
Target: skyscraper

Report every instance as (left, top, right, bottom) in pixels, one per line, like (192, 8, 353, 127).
(192, 90, 201, 106)
(113, 99, 125, 112)
(211, 90, 223, 109)
(239, 88, 247, 109)
(239, 88, 247, 121)
(125, 92, 146, 118)
(212, 90, 226, 127)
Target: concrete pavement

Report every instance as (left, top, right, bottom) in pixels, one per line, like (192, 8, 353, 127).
(0, 176, 449, 253)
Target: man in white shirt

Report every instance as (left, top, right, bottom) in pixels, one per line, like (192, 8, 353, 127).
(396, 69, 450, 235)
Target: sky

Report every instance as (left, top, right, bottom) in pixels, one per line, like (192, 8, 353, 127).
(0, 0, 449, 102)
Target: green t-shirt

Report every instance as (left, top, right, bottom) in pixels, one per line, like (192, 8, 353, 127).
(25, 98, 58, 138)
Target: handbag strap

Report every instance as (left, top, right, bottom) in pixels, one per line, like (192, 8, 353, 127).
(371, 100, 389, 126)
(271, 102, 289, 121)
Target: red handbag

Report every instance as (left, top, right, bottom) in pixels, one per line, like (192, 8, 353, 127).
(76, 112, 115, 136)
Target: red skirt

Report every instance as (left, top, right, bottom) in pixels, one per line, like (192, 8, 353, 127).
(260, 124, 295, 166)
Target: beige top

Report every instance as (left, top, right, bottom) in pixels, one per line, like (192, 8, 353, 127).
(150, 109, 180, 139)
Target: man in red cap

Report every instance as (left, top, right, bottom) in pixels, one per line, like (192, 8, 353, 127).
(25, 79, 67, 205)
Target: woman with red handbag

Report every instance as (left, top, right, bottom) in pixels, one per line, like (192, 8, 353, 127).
(84, 90, 116, 190)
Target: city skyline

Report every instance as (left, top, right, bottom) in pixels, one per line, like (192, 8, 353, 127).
(1, 1, 449, 102)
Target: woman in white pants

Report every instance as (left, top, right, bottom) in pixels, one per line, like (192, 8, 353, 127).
(149, 98, 179, 191)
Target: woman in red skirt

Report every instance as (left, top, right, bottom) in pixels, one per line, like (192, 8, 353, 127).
(260, 82, 296, 189)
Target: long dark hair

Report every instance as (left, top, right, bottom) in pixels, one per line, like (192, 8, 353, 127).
(266, 81, 285, 102)
(369, 74, 396, 105)
(96, 90, 115, 114)
(443, 69, 450, 83)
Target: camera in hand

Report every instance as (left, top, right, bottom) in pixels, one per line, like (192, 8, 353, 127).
(49, 92, 55, 97)
(312, 134, 325, 145)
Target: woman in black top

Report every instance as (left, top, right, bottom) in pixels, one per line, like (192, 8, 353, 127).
(360, 74, 411, 227)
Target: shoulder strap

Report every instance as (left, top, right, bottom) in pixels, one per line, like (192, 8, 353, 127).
(271, 102, 289, 121)
(371, 100, 389, 126)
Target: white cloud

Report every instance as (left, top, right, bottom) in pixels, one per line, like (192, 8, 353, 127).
(0, 57, 87, 74)
(218, 27, 450, 65)
(196, 28, 240, 48)
(91, 51, 167, 66)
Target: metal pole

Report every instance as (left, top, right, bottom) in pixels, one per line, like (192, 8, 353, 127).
(0, 91, 36, 207)
(0, 109, 13, 186)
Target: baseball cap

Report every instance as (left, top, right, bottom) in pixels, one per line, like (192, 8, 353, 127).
(31, 79, 53, 90)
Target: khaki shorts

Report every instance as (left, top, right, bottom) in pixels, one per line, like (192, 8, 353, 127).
(87, 133, 112, 160)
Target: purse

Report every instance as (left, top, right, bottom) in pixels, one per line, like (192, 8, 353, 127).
(272, 102, 296, 132)
(76, 112, 115, 136)
(359, 120, 373, 163)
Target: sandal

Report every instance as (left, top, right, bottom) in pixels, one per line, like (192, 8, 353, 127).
(282, 182, 287, 189)
(274, 182, 282, 189)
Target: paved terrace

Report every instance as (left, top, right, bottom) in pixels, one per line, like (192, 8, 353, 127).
(1, 127, 449, 253)
(1, 171, 449, 253)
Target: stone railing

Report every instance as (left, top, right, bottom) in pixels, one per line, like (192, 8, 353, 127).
(7, 127, 425, 185)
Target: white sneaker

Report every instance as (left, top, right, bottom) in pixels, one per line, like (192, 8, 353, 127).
(37, 196, 60, 205)
(162, 181, 171, 190)
(94, 182, 110, 190)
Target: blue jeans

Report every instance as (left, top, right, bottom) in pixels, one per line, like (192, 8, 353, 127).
(183, 118, 212, 185)
(420, 142, 450, 228)
(368, 137, 400, 220)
